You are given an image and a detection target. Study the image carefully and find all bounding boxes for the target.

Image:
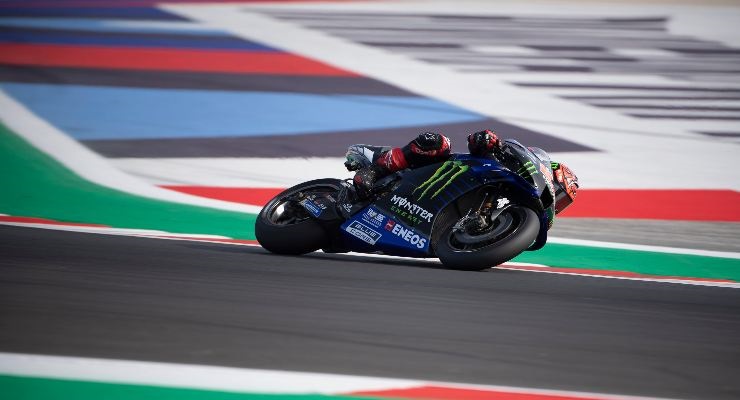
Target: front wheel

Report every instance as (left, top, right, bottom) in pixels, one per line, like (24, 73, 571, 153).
(436, 206, 540, 271)
(255, 179, 342, 255)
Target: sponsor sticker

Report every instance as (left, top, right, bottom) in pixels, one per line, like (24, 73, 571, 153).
(413, 160, 469, 200)
(389, 195, 433, 224)
(345, 221, 382, 245)
(384, 219, 428, 249)
(301, 199, 324, 217)
(361, 207, 386, 228)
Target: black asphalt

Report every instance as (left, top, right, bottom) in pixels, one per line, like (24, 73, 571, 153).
(1, 225, 739, 399)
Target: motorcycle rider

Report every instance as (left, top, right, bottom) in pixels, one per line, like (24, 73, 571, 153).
(345, 130, 579, 216)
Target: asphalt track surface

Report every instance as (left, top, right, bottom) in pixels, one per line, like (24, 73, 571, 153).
(2, 225, 740, 400)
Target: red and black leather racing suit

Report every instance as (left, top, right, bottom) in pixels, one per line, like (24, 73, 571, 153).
(348, 130, 493, 198)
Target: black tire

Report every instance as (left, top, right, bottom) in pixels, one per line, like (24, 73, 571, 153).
(436, 206, 540, 271)
(255, 179, 342, 255)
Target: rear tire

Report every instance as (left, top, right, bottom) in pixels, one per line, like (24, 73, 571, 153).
(436, 206, 540, 271)
(255, 179, 342, 255)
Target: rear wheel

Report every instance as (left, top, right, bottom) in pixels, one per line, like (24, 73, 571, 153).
(255, 179, 342, 255)
(436, 206, 539, 271)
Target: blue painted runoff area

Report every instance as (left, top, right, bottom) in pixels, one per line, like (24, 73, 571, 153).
(0, 7, 187, 21)
(0, 18, 227, 36)
(1, 83, 486, 140)
(0, 29, 276, 51)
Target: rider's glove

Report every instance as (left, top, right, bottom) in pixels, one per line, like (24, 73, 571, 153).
(344, 158, 362, 172)
(467, 129, 502, 157)
(344, 145, 372, 171)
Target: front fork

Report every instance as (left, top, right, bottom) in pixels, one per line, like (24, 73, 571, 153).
(453, 190, 512, 236)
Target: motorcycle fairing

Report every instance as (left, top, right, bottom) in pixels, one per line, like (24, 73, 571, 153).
(339, 152, 550, 257)
(339, 206, 430, 257)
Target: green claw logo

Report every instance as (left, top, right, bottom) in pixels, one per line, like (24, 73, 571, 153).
(413, 160, 469, 200)
(517, 161, 538, 178)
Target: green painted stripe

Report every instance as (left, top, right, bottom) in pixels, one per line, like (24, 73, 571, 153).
(0, 122, 257, 240)
(514, 243, 740, 282)
(0, 375, 377, 400)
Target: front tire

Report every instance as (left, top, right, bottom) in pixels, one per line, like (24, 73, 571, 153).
(436, 206, 540, 271)
(255, 179, 342, 255)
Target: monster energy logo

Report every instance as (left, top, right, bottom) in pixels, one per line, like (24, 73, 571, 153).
(413, 160, 469, 200)
(517, 161, 538, 178)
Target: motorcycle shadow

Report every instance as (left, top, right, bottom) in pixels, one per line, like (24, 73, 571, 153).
(304, 252, 449, 271)
(183, 242, 451, 271)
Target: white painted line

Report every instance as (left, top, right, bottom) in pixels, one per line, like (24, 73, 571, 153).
(0, 352, 421, 395)
(111, 156, 740, 192)
(548, 237, 740, 259)
(0, 91, 263, 214)
(0, 222, 231, 239)
(497, 266, 740, 289)
(111, 157, 350, 188)
(0, 352, 677, 400)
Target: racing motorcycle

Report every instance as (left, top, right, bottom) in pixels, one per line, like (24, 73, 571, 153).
(255, 141, 556, 271)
